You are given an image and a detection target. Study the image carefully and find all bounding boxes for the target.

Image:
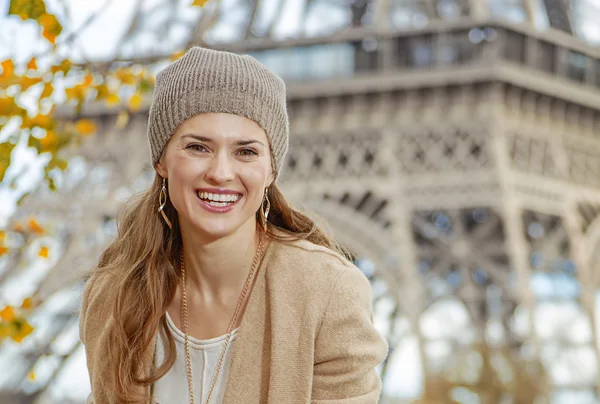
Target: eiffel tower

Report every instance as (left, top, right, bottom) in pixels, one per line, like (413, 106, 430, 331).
(1, 0, 600, 402)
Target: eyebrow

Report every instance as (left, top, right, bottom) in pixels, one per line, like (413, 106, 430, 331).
(181, 134, 266, 147)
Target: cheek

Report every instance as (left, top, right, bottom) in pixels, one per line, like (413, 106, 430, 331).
(242, 165, 270, 192)
(168, 154, 200, 181)
(167, 162, 197, 201)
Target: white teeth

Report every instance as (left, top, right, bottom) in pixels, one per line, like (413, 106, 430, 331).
(197, 191, 240, 203)
(208, 201, 229, 207)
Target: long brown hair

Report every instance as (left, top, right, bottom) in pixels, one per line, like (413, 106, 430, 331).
(91, 173, 347, 403)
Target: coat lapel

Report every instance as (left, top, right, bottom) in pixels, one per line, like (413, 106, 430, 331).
(222, 239, 274, 404)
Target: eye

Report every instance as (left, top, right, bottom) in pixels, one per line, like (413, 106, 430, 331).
(238, 148, 258, 157)
(187, 144, 208, 152)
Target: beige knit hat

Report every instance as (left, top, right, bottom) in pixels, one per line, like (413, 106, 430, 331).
(147, 47, 289, 178)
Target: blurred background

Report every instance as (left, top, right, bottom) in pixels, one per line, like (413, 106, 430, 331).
(1, 0, 600, 403)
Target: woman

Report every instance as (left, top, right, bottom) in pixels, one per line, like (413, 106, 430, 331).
(79, 47, 388, 404)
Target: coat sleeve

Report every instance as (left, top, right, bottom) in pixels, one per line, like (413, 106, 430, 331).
(79, 275, 99, 404)
(311, 267, 389, 403)
(79, 275, 94, 347)
(78, 272, 154, 404)
(79, 274, 100, 404)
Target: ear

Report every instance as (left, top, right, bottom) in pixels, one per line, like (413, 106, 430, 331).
(155, 158, 167, 179)
(266, 169, 276, 188)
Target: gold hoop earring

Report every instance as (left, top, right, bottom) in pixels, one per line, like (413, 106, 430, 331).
(261, 187, 270, 232)
(159, 177, 173, 230)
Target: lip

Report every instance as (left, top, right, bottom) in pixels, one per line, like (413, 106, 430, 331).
(195, 189, 242, 214)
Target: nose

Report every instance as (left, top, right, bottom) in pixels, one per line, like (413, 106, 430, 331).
(205, 151, 235, 184)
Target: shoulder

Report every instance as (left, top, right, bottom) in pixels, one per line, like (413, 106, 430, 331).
(79, 270, 116, 344)
(265, 233, 370, 299)
(81, 270, 115, 310)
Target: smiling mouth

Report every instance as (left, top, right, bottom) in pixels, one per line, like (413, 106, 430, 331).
(196, 191, 241, 207)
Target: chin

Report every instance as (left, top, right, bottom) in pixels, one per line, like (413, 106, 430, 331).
(192, 216, 246, 240)
(196, 223, 236, 239)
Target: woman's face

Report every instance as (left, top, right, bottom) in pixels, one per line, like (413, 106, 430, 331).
(156, 113, 275, 239)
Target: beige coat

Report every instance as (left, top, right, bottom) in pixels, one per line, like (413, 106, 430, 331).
(80, 236, 389, 403)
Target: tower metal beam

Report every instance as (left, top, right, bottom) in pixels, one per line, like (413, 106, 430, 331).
(544, 0, 573, 34)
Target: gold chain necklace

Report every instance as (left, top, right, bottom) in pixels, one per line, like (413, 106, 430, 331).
(179, 230, 264, 404)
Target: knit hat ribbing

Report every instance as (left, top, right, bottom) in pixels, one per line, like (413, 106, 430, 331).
(147, 47, 289, 178)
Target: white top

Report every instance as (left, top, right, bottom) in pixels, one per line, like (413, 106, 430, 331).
(153, 312, 239, 404)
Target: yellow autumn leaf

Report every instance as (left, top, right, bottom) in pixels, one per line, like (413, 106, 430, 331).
(191, 0, 210, 7)
(129, 93, 142, 111)
(27, 58, 37, 70)
(29, 114, 52, 129)
(9, 0, 47, 21)
(51, 59, 71, 74)
(64, 85, 81, 100)
(170, 50, 185, 61)
(0, 60, 14, 78)
(39, 14, 62, 45)
(115, 110, 130, 129)
(42, 29, 57, 44)
(47, 156, 68, 171)
(105, 93, 120, 107)
(0, 306, 14, 322)
(40, 82, 53, 99)
(38, 246, 49, 258)
(115, 68, 136, 85)
(0, 324, 8, 340)
(12, 321, 34, 343)
(75, 119, 97, 135)
(39, 130, 58, 153)
(0, 231, 4, 241)
(60, 59, 72, 72)
(94, 83, 109, 100)
(20, 76, 43, 91)
(28, 218, 44, 235)
(27, 371, 35, 381)
(64, 87, 76, 99)
(20, 117, 31, 130)
(0, 162, 7, 183)
(0, 96, 15, 114)
(21, 298, 33, 309)
(0, 247, 7, 256)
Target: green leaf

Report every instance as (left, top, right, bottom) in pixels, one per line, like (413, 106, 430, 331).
(47, 156, 68, 171)
(28, 135, 43, 154)
(0, 142, 15, 182)
(9, 0, 48, 21)
(47, 177, 56, 191)
(139, 78, 153, 93)
(15, 193, 28, 205)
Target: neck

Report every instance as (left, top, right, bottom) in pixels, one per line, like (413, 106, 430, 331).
(179, 219, 261, 303)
